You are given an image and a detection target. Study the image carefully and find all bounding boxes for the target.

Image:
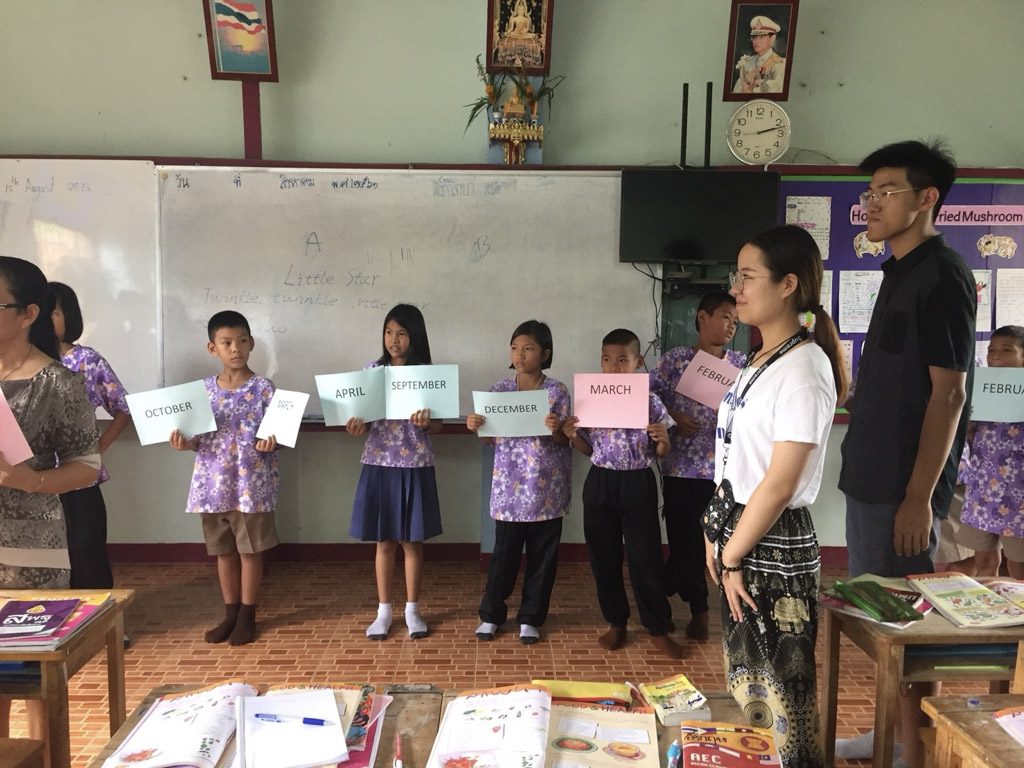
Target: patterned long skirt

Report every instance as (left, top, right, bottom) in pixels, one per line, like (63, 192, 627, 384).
(717, 504, 823, 768)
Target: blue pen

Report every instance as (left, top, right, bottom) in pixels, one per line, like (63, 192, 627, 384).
(253, 713, 335, 726)
(666, 739, 681, 768)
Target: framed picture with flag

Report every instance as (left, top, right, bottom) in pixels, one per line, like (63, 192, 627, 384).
(202, 0, 278, 81)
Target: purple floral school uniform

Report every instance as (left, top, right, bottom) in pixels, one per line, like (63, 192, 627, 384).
(360, 361, 434, 468)
(488, 377, 572, 522)
(62, 345, 131, 485)
(649, 346, 747, 479)
(577, 393, 675, 468)
(962, 421, 1024, 538)
(186, 375, 279, 515)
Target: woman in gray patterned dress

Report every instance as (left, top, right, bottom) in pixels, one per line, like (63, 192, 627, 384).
(0, 255, 100, 749)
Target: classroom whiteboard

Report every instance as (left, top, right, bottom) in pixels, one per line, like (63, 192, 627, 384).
(158, 167, 658, 414)
(0, 158, 159, 396)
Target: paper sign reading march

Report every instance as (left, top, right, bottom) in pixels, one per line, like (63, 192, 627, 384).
(573, 373, 648, 429)
(126, 380, 217, 446)
(315, 367, 385, 426)
(971, 367, 1024, 423)
(256, 389, 309, 448)
(675, 349, 741, 410)
(0, 388, 33, 465)
(473, 390, 550, 438)
(385, 364, 460, 419)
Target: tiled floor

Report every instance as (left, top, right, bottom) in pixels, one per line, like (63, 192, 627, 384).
(5, 560, 987, 766)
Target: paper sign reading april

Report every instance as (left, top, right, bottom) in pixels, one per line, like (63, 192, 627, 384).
(573, 373, 648, 429)
(970, 367, 1024, 423)
(126, 380, 217, 446)
(0, 388, 33, 465)
(473, 390, 550, 438)
(256, 389, 309, 448)
(315, 367, 385, 426)
(675, 349, 742, 410)
(385, 364, 460, 419)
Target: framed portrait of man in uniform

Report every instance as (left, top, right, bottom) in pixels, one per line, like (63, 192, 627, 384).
(723, 0, 798, 102)
(486, 0, 555, 74)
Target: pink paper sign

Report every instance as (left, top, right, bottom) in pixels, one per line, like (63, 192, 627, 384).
(0, 388, 33, 465)
(574, 373, 649, 429)
(675, 349, 741, 410)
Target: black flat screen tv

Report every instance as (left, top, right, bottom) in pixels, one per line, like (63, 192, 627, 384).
(619, 168, 780, 264)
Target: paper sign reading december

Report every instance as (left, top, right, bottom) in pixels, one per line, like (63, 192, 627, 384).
(256, 389, 310, 448)
(473, 390, 550, 438)
(675, 349, 741, 410)
(386, 364, 460, 419)
(0, 388, 33, 465)
(126, 380, 217, 446)
(573, 373, 648, 429)
(315, 367, 385, 426)
(971, 367, 1024, 423)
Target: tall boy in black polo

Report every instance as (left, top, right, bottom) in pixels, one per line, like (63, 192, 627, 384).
(837, 140, 975, 767)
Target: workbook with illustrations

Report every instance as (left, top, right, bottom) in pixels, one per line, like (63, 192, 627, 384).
(636, 673, 710, 725)
(906, 572, 1024, 628)
(678, 721, 781, 767)
(426, 684, 659, 768)
(0, 598, 80, 639)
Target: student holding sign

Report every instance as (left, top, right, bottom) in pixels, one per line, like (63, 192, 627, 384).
(346, 304, 442, 641)
(169, 311, 279, 646)
(649, 292, 744, 641)
(466, 321, 572, 645)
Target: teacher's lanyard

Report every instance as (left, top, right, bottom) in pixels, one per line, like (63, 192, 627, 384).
(720, 328, 808, 469)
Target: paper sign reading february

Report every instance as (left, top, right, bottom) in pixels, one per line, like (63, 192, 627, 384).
(0, 388, 33, 465)
(386, 364, 460, 419)
(675, 349, 741, 410)
(315, 367, 385, 426)
(971, 367, 1024, 423)
(473, 390, 550, 437)
(573, 373, 648, 429)
(256, 389, 310, 448)
(126, 380, 217, 446)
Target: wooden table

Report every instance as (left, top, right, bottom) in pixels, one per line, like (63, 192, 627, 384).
(0, 590, 134, 768)
(921, 693, 1024, 767)
(821, 605, 1024, 768)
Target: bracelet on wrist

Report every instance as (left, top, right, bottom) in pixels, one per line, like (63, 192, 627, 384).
(720, 563, 743, 572)
(34, 471, 45, 493)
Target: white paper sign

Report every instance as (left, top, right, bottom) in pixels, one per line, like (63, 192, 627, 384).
(473, 390, 550, 437)
(385, 364, 460, 419)
(973, 268, 993, 333)
(838, 270, 884, 334)
(256, 389, 309, 448)
(315, 367, 385, 426)
(970, 367, 1024, 423)
(995, 269, 1024, 329)
(785, 195, 832, 260)
(126, 380, 216, 446)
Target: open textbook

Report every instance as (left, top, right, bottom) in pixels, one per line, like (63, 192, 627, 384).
(426, 684, 660, 768)
(907, 572, 1024, 628)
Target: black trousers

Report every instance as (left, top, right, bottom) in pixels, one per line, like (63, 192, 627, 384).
(662, 475, 715, 613)
(60, 485, 114, 590)
(582, 466, 672, 635)
(479, 516, 563, 627)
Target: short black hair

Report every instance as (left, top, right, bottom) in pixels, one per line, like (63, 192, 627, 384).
(695, 291, 736, 332)
(47, 281, 84, 343)
(859, 139, 957, 218)
(991, 325, 1024, 349)
(509, 319, 553, 370)
(602, 328, 641, 356)
(378, 303, 432, 365)
(207, 310, 251, 341)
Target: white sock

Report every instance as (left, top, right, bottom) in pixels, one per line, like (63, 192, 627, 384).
(519, 624, 540, 641)
(366, 603, 392, 639)
(835, 730, 874, 760)
(405, 602, 428, 637)
(476, 622, 498, 639)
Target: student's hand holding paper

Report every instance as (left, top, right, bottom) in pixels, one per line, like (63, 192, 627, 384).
(410, 408, 431, 429)
(544, 412, 562, 432)
(169, 429, 200, 452)
(255, 435, 277, 452)
(647, 422, 670, 447)
(345, 416, 367, 435)
(466, 413, 485, 432)
(561, 415, 579, 440)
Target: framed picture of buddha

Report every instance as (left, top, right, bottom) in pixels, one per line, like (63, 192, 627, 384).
(486, 0, 554, 75)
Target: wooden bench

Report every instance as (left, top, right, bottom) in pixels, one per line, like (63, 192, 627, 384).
(0, 738, 45, 768)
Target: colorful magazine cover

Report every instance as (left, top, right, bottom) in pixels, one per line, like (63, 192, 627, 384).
(907, 572, 1024, 628)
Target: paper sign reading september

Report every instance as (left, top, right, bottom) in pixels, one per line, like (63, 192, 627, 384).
(675, 349, 741, 410)
(256, 390, 310, 448)
(473, 390, 550, 437)
(0, 388, 33, 465)
(386, 364, 460, 419)
(126, 380, 217, 446)
(315, 367, 385, 426)
(573, 373, 649, 429)
(971, 367, 1024, 423)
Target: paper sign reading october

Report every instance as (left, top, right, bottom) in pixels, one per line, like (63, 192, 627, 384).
(473, 390, 550, 437)
(386, 364, 460, 419)
(573, 373, 649, 429)
(675, 349, 741, 410)
(315, 367, 385, 426)
(971, 367, 1024, 423)
(126, 380, 217, 446)
(0, 388, 33, 465)
(256, 389, 310, 448)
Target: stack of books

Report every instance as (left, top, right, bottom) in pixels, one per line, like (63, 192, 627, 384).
(0, 593, 112, 651)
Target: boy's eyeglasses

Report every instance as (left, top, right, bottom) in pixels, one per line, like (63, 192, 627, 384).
(0, 303, 25, 310)
(728, 272, 771, 291)
(858, 188, 922, 208)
